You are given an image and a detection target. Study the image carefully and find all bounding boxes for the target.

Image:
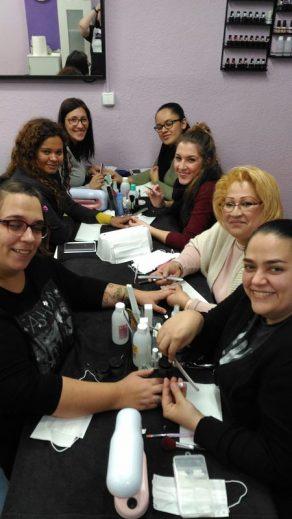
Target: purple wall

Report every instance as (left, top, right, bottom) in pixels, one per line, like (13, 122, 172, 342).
(24, 0, 60, 51)
(0, 0, 291, 217)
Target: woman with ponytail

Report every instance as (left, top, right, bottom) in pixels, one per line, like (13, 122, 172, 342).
(129, 122, 222, 250)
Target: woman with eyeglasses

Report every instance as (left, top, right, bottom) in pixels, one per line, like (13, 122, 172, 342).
(58, 98, 104, 189)
(154, 166, 283, 312)
(0, 179, 173, 480)
(129, 123, 222, 250)
(112, 102, 190, 200)
(5, 118, 132, 248)
(157, 219, 292, 518)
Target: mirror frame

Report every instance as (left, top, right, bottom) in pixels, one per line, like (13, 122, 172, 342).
(0, 0, 106, 81)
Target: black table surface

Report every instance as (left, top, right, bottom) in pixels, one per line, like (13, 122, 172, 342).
(2, 216, 279, 518)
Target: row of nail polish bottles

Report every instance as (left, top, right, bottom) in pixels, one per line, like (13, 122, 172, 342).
(224, 57, 266, 70)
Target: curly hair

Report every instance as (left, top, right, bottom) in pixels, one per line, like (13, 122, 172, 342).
(6, 118, 69, 207)
(213, 165, 283, 224)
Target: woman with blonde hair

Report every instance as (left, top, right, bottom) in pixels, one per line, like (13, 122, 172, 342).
(155, 165, 283, 311)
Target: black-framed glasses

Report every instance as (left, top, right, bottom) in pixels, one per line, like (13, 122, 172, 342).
(66, 116, 89, 126)
(0, 219, 48, 238)
(153, 119, 181, 132)
(222, 201, 262, 213)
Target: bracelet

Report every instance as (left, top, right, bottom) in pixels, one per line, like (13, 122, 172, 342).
(184, 299, 200, 311)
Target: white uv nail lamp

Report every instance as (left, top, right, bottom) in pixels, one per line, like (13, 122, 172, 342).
(106, 408, 149, 518)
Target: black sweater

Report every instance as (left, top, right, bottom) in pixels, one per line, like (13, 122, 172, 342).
(11, 168, 98, 246)
(193, 285, 292, 501)
(0, 255, 107, 476)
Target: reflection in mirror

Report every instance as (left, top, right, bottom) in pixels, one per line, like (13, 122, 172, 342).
(0, 0, 105, 80)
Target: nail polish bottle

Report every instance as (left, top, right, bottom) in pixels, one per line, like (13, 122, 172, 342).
(231, 57, 236, 69)
(260, 58, 266, 71)
(275, 20, 280, 33)
(249, 57, 255, 70)
(224, 57, 231, 70)
(237, 58, 243, 70)
(260, 12, 266, 24)
(248, 11, 253, 22)
(229, 10, 235, 23)
(254, 12, 260, 24)
(235, 10, 241, 23)
(284, 35, 292, 55)
(275, 35, 285, 54)
(243, 57, 248, 69)
(255, 58, 261, 70)
(289, 20, 292, 34)
(282, 20, 287, 33)
(242, 11, 247, 23)
(244, 34, 249, 42)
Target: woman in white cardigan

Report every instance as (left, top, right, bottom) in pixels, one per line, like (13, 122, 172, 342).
(155, 165, 283, 312)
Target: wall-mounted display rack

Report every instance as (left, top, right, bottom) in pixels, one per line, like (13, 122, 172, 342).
(221, 0, 276, 71)
(269, 1, 292, 57)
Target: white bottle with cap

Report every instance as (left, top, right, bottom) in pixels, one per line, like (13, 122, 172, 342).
(132, 322, 151, 369)
(112, 302, 129, 345)
(144, 304, 153, 328)
(120, 177, 130, 199)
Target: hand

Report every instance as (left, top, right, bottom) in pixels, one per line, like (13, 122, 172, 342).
(128, 217, 149, 229)
(134, 286, 177, 314)
(167, 285, 189, 309)
(157, 310, 204, 361)
(162, 377, 203, 431)
(152, 261, 183, 286)
(88, 172, 103, 189)
(110, 215, 132, 228)
(116, 369, 163, 410)
(150, 165, 159, 183)
(88, 164, 102, 176)
(110, 170, 123, 184)
(148, 185, 164, 208)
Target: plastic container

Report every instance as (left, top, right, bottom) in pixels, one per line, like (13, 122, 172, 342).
(173, 455, 210, 518)
(116, 192, 124, 216)
(120, 177, 130, 198)
(132, 323, 151, 369)
(112, 302, 129, 345)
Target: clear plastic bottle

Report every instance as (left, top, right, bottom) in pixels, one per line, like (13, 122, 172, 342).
(132, 323, 151, 369)
(144, 303, 153, 328)
(120, 177, 130, 199)
(112, 302, 129, 345)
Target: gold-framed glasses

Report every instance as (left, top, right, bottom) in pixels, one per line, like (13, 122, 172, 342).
(222, 200, 262, 213)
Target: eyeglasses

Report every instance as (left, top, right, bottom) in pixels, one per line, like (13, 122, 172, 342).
(0, 219, 48, 238)
(66, 117, 89, 126)
(154, 119, 181, 132)
(222, 201, 262, 213)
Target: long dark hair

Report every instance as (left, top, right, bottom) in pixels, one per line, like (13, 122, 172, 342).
(175, 122, 222, 228)
(155, 103, 189, 181)
(6, 118, 69, 207)
(58, 98, 94, 161)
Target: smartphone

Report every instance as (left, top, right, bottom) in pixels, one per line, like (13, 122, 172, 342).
(63, 241, 96, 253)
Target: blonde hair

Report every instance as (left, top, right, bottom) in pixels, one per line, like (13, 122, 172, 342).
(213, 165, 283, 224)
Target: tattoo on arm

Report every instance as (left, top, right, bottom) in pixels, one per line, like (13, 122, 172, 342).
(102, 283, 127, 308)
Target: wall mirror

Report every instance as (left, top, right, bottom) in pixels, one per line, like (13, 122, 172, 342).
(0, 0, 106, 81)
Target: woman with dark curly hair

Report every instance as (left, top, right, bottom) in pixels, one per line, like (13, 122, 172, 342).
(5, 118, 131, 248)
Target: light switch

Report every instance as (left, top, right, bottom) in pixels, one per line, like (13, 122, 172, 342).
(102, 92, 115, 106)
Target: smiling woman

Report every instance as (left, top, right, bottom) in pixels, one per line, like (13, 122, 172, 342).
(3, 118, 132, 248)
(158, 222, 292, 517)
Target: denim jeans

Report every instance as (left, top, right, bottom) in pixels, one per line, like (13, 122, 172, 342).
(0, 468, 8, 515)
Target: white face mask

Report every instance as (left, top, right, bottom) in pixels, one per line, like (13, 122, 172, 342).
(30, 414, 92, 449)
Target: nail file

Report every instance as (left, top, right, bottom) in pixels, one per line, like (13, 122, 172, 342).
(126, 284, 141, 322)
(173, 359, 199, 392)
(137, 275, 183, 282)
